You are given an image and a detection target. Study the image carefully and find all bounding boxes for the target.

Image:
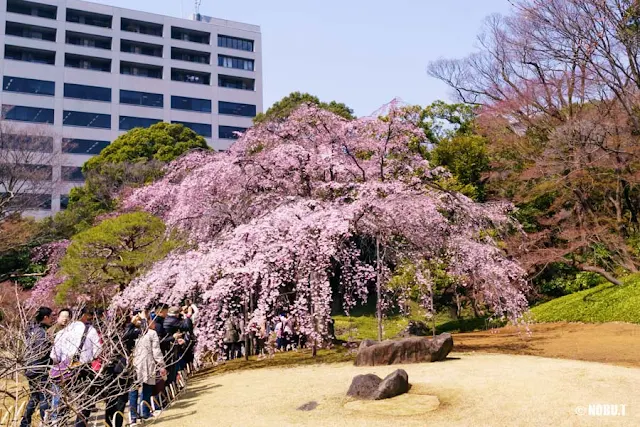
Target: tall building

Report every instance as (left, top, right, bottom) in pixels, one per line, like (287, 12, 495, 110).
(0, 0, 262, 215)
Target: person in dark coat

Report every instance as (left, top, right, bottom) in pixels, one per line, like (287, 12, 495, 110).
(105, 311, 144, 427)
(153, 304, 169, 352)
(20, 306, 54, 427)
(161, 307, 192, 386)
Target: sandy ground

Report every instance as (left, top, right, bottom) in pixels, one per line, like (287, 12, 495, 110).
(454, 322, 640, 368)
(151, 353, 640, 427)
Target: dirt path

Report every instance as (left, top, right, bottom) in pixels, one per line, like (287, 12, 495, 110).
(151, 353, 640, 427)
(453, 322, 640, 368)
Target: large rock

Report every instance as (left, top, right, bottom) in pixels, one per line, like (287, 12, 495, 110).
(354, 333, 453, 366)
(346, 369, 410, 400)
(371, 369, 410, 400)
(396, 320, 430, 338)
(346, 374, 382, 399)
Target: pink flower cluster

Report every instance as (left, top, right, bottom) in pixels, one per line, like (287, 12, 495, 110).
(115, 102, 530, 354)
(27, 240, 70, 307)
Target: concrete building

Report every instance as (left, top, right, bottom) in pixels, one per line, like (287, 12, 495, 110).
(0, 0, 262, 215)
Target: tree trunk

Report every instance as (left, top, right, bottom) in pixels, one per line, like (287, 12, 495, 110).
(243, 298, 249, 361)
(376, 237, 383, 342)
(432, 291, 436, 338)
(578, 264, 623, 286)
(310, 272, 318, 358)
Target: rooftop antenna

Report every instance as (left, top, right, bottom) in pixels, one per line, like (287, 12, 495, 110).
(195, 0, 202, 20)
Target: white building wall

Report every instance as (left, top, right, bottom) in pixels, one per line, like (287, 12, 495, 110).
(0, 0, 263, 216)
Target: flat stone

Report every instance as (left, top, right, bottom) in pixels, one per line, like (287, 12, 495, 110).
(344, 393, 440, 416)
(296, 401, 318, 411)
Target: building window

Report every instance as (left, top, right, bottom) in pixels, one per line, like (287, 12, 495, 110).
(6, 0, 57, 19)
(219, 125, 247, 139)
(121, 18, 162, 36)
(120, 90, 163, 108)
(171, 47, 210, 64)
(66, 31, 111, 50)
(61, 166, 84, 182)
(65, 54, 111, 72)
(60, 194, 69, 210)
(2, 105, 54, 124)
(5, 193, 52, 210)
(119, 116, 161, 131)
(3, 76, 55, 96)
(121, 62, 163, 79)
(63, 110, 111, 129)
(5, 45, 55, 65)
(62, 138, 109, 155)
(5, 22, 56, 42)
(218, 55, 254, 71)
(219, 101, 256, 117)
(64, 83, 111, 102)
(1, 134, 53, 152)
(171, 27, 210, 44)
(172, 121, 211, 138)
(218, 75, 255, 91)
(171, 96, 211, 113)
(121, 40, 163, 57)
(218, 35, 254, 52)
(66, 9, 112, 28)
(171, 68, 210, 85)
(14, 164, 52, 181)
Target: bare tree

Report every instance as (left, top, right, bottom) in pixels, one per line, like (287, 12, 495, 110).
(428, 0, 640, 284)
(0, 120, 56, 220)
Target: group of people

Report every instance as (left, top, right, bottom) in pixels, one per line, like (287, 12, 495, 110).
(222, 313, 315, 360)
(20, 302, 198, 427)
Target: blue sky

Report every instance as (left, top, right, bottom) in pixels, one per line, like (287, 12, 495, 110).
(96, 0, 513, 116)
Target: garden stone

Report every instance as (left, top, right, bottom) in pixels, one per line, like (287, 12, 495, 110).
(297, 401, 318, 411)
(355, 333, 453, 366)
(397, 320, 430, 337)
(346, 374, 382, 399)
(346, 369, 410, 400)
(371, 369, 410, 400)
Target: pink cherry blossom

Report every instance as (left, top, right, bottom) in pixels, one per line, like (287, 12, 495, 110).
(116, 102, 530, 356)
(27, 240, 70, 308)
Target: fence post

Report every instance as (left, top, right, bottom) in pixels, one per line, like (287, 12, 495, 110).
(110, 411, 126, 427)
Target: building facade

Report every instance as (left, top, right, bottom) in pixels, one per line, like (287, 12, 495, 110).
(0, 0, 262, 214)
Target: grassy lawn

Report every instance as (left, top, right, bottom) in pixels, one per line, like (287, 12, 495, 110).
(333, 302, 495, 341)
(530, 274, 640, 323)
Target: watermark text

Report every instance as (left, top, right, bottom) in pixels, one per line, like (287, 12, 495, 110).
(575, 404, 626, 417)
